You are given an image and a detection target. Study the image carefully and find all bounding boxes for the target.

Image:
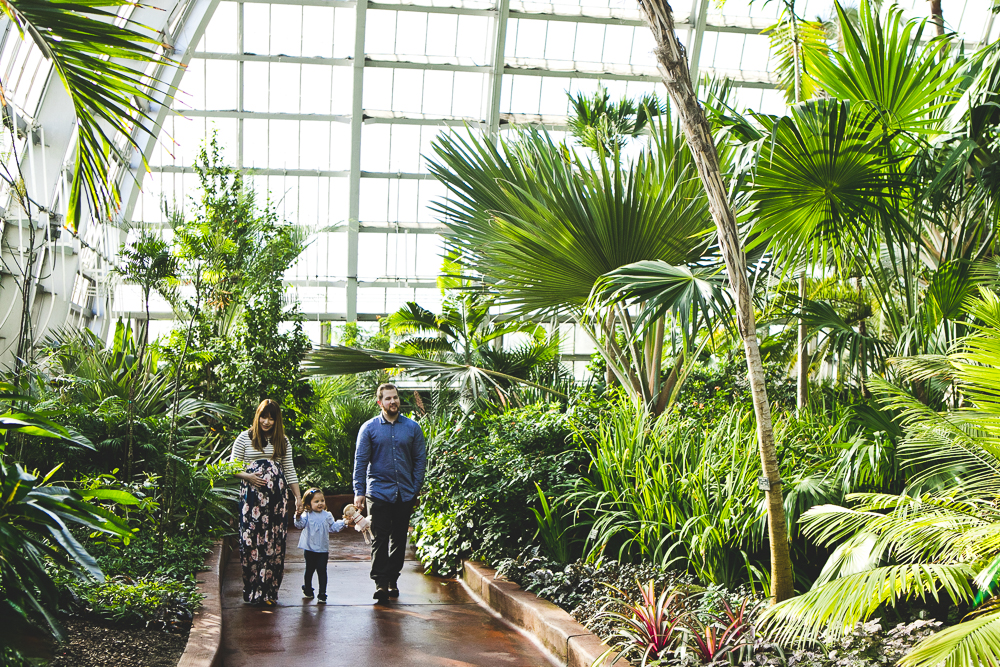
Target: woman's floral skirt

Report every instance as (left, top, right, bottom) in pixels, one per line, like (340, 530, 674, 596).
(238, 459, 289, 604)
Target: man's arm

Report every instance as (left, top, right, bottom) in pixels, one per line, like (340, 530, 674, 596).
(412, 423, 427, 495)
(353, 421, 371, 506)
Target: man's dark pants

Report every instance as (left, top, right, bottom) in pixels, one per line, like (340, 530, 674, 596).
(367, 497, 416, 588)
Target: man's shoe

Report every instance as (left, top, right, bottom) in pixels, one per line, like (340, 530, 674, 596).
(317, 594, 328, 604)
(373, 587, 390, 603)
(302, 586, 314, 599)
(388, 584, 399, 599)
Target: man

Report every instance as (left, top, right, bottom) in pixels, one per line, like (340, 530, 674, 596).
(353, 383, 427, 603)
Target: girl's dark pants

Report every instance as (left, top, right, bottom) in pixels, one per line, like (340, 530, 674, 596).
(303, 550, 329, 595)
(367, 497, 416, 588)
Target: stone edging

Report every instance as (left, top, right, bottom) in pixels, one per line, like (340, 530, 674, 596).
(177, 537, 233, 667)
(463, 560, 631, 667)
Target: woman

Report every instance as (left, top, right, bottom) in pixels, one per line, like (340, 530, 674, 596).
(230, 399, 302, 605)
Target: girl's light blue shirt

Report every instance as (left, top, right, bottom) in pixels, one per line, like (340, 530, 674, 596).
(294, 510, 345, 552)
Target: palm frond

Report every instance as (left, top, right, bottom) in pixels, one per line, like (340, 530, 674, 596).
(900, 609, 1000, 667)
(3, 0, 170, 229)
(428, 111, 711, 315)
(761, 564, 975, 643)
(302, 345, 568, 399)
(813, 0, 962, 136)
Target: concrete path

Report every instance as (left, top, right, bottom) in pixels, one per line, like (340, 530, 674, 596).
(220, 527, 556, 666)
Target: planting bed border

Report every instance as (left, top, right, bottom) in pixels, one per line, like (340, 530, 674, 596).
(463, 560, 630, 667)
(177, 537, 233, 667)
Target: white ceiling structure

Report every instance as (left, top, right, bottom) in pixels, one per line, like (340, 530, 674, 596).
(0, 0, 995, 364)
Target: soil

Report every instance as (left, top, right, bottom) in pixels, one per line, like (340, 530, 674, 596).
(49, 617, 188, 667)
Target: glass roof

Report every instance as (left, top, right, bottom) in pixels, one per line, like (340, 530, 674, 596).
(0, 0, 995, 363)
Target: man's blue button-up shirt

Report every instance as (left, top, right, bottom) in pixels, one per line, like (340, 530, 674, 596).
(353, 413, 427, 503)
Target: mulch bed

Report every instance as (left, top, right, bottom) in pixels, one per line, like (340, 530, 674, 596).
(49, 617, 188, 667)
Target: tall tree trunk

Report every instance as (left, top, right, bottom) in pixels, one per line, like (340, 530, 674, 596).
(637, 0, 795, 603)
(929, 0, 944, 36)
(797, 274, 808, 413)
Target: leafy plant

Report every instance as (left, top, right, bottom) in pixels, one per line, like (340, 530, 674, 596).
(411, 402, 591, 575)
(0, 462, 132, 655)
(0, 0, 168, 228)
(593, 580, 689, 666)
(531, 482, 573, 565)
(61, 574, 202, 630)
(759, 291, 1000, 667)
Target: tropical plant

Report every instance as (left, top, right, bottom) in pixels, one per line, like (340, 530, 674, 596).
(760, 290, 1000, 667)
(567, 85, 665, 152)
(593, 580, 689, 666)
(299, 377, 378, 492)
(0, 0, 168, 229)
(429, 100, 727, 416)
(728, 0, 996, 399)
(161, 133, 313, 436)
(0, 461, 133, 655)
(634, 0, 793, 600)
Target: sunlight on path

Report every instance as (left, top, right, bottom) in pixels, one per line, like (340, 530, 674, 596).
(220, 527, 556, 666)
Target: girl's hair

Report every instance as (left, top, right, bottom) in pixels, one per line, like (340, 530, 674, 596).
(301, 488, 324, 510)
(249, 399, 287, 460)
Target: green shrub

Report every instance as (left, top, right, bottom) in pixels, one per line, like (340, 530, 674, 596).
(62, 575, 202, 630)
(411, 402, 595, 576)
(82, 529, 212, 581)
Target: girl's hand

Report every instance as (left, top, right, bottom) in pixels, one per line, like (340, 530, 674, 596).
(240, 472, 266, 488)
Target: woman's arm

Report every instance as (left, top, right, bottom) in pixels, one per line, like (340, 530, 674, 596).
(231, 431, 265, 488)
(289, 482, 302, 510)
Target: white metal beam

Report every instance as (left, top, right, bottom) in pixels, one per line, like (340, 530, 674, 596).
(347, 0, 368, 322)
(487, 0, 510, 141)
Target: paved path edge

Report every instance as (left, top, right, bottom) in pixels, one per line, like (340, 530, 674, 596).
(462, 560, 631, 667)
(178, 537, 234, 667)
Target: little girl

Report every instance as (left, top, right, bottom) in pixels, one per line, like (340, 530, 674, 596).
(294, 488, 346, 602)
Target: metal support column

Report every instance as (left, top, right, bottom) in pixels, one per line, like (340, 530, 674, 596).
(486, 0, 510, 142)
(237, 0, 244, 169)
(687, 0, 710, 84)
(346, 0, 368, 322)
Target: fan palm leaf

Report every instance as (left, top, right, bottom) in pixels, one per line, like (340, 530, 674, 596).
(748, 99, 890, 271)
(2, 0, 169, 229)
(428, 112, 711, 315)
(812, 0, 962, 137)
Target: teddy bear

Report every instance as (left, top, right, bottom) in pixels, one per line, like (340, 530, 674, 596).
(342, 504, 373, 544)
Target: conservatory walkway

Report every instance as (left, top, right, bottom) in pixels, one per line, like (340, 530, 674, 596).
(219, 524, 555, 666)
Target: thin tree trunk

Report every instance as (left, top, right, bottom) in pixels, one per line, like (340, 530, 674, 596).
(648, 316, 664, 400)
(637, 0, 794, 603)
(930, 0, 944, 36)
(797, 274, 808, 413)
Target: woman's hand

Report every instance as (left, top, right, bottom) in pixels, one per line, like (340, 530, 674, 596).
(295, 496, 304, 512)
(239, 472, 266, 488)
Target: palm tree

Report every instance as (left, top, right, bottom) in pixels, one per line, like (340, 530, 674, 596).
(1, 0, 169, 229)
(427, 108, 726, 416)
(635, 0, 794, 601)
(761, 289, 1000, 667)
(739, 0, 993, 398)
(387, 292, 540, 366)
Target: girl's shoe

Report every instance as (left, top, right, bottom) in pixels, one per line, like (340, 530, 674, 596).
(302, 586, 315, 599)
(317, 594, 327, 604)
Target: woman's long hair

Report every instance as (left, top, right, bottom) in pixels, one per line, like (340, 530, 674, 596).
(249, 399, 287, 460)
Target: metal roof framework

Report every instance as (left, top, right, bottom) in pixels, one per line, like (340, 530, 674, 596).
(0, 0, 994, 364)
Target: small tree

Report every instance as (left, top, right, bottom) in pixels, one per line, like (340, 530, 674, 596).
(164, 132, 313, 438)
